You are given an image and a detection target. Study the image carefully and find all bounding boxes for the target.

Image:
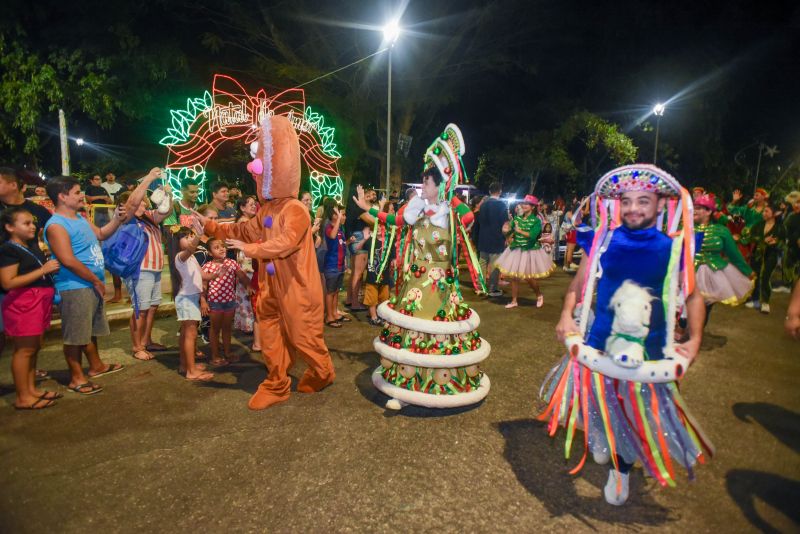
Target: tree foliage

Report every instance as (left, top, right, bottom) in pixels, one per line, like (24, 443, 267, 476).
(0, 34, 122, 157)
(479, 110, 637, 197)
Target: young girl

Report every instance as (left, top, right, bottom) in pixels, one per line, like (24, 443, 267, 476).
(0, 207, 61, 409)
(322, 203, 347, 328)
(201, 238, 252, 365)
(174, 227, 214, 381)
(539, 222, 555, 255)
(496, 195, 555, 309)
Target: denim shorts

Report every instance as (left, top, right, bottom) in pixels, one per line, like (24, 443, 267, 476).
(209, 300, 238, 313)
(348, 230, 368, 255)
(124, 270, 163, 310)
(175, 293, 201, 322)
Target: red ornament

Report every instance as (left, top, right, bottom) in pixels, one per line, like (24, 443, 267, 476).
(419, 266, 427, 273)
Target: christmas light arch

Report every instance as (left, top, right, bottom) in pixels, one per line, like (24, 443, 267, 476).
(159, 74, 343, 206)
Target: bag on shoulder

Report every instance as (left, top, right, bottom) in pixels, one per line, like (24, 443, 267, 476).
(101, 220, 148, 279)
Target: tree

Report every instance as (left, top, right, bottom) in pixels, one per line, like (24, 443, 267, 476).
(0, 34, 122, 162)
(481, 111, 638, 198)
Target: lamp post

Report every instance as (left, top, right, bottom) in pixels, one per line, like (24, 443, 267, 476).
(383, 20, 401, 195)
(652, 103, 665, 165)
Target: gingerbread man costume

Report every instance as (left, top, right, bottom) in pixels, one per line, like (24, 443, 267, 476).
(204, 115, 335, 410)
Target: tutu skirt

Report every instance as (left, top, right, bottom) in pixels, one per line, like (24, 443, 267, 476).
(496, 247, 555, 279)
(696, 264, 753, 306)
(539, 354, 714, 486)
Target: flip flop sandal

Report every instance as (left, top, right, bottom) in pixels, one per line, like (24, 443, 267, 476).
(209, 358, 229, 367)
(336, 315, 352, 322)
(186, 372, 215, 382)
(505, 302, 519, 309)
(15, 397, 57, 410)
(132, 350, 155, 361)
(536, 295, 545, 308)
(89, 363, 125, 378)
(145, 343, 168, 352)
(325, 321, 343, 328)
(36, 390, 64, 400)
(68, 382, 103, 395)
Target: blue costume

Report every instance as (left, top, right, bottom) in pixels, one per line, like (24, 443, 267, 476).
(577, 225, 672, 360)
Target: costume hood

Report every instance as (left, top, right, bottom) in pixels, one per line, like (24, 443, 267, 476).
(247, 115, 301, 201)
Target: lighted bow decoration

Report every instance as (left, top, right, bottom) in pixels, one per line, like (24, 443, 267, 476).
(160, 74, 344, 206)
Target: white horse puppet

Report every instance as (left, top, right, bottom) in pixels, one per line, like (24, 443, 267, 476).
(605, 280, 654, 368)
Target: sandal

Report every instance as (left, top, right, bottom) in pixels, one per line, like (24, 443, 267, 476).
(336, 315, 352, 322)
(209, 358, 229, 367)
(15, 397, 57, 410)
(88, 363, 125, 378)
(36, 390, 64, 400)
(536, 295, 544, 308)
(368, 317, 384, 326)
(132, 350, 155, 361)
(505, 302, 518, 309)
(325, 320, 343, 328)
(251, 346, 262, 352)
(186, 370, 215, 382)
(145, 343, 168, 352)
(67, 382, 103, 395)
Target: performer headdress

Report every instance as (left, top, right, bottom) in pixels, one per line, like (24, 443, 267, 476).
(423, 123, 466, 202)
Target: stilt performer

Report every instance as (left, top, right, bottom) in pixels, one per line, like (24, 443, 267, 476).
(195, 115, 335, 410)
(353, 124, 490, 410)
(543, 164, 714, 505)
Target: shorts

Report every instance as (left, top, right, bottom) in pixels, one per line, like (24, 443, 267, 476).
(124, 270, 163, 310)
(348, 230, 368, 255)
(209, 300, 237, 313)
(1, 287, 55, 337)
(324, 271, 344, 293)
(363, 283, 389, 307)
(566, 229, 577, 244)
(59, 287, 110, 346)
(175, 293, 202, 322)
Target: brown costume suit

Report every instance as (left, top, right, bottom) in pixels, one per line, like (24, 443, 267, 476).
(204, 115, 335, 410)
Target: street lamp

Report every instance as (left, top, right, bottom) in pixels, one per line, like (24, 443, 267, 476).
(76, 137, 85, 146)
(652, 103, 665, 165)
(383, 20, 401, 194)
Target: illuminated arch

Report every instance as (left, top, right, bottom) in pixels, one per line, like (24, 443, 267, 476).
(159, 74, 343, 207)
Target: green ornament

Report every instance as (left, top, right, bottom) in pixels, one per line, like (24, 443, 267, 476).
(441, 132, 448, 140)
(418, 341, 427, 349)
(390, 296, 397, 304)
(410, 264, 418, 272)
(445, 276, 454, 284)
(393, 335, 402, 343)
(437, 309, 446, 318)
(405, 304, 412, 311)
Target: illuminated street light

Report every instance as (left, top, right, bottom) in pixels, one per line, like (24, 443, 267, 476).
(652, 103, 666, 164)
(383, 19, 402, 194)
(383, 20, 401, 45)
(76, 137, 85, 146)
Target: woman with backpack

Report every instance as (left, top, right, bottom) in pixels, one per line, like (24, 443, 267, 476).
(0, 207, 61, 409)
(115, 184, 173, 361)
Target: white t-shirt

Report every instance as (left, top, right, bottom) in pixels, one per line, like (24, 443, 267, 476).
(101, 182, 123, 197)
(175, 254, 203, 296)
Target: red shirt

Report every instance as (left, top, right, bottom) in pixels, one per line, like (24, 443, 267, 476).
(201, 258, 241, 303)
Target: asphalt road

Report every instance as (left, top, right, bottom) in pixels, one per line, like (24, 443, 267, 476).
(0, 271, 798, 533)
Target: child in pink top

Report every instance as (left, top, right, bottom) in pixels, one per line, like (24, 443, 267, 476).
(539, 222, 555, 255)
(201, 238, 253, 366)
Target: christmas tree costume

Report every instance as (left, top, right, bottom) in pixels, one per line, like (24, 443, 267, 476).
(539, 164, 714, 503)
(367, 124, 491, 410)
(496, 209, 555, 279)
(693, 195, 754, 306)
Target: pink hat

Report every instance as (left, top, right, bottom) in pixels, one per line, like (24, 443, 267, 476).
(523, 194, 539, 205)
(694, 194, 716, 211)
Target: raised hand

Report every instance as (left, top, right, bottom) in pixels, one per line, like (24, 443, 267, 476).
(226, 238, 246, 251)
(732, 189, 743, 203)
(352, 185, 371, 211)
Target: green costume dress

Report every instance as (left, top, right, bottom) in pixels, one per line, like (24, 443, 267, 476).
(495, 214, 555, 279)
(694, 223, 754, 305)
(370, 123, 491, 410)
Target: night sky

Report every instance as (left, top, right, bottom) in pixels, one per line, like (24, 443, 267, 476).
(5, 0, 799, 195)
